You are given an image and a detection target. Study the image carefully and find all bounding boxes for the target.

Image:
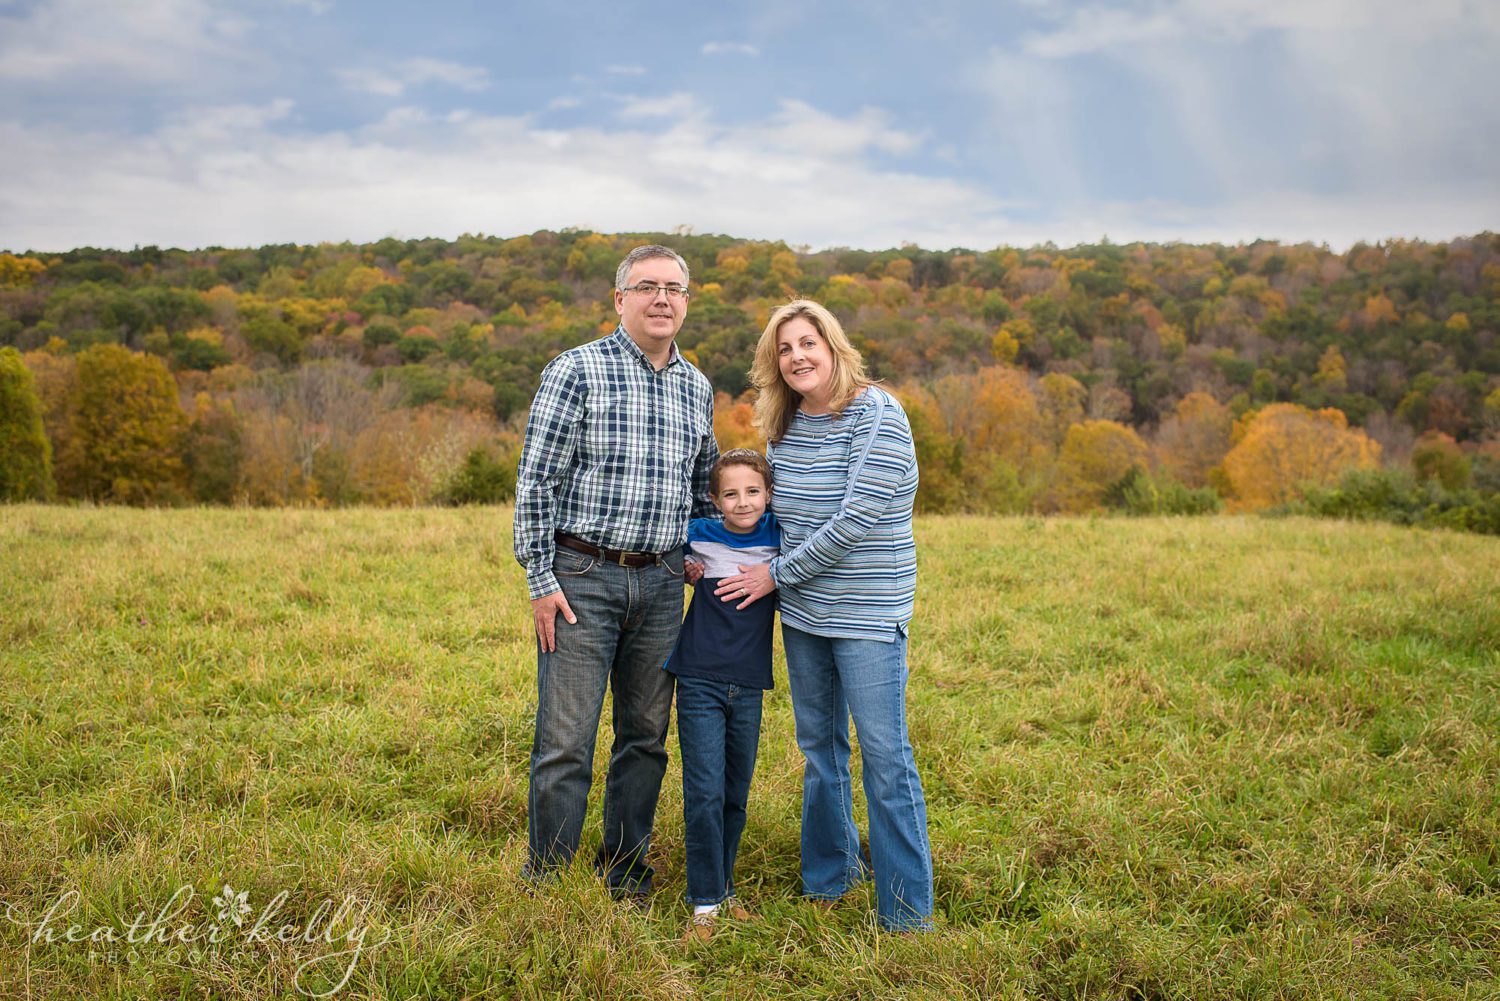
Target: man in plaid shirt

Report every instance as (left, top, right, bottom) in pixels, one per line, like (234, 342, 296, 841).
(514, 244, 719, 901)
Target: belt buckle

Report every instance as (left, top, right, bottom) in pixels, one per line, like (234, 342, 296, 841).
(612, 550, 630, 566)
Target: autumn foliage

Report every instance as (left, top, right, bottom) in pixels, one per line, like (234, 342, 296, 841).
(1220, 404, 1381, 510)
(63, 344, 188, 504)
(0, 231, 1495, 523)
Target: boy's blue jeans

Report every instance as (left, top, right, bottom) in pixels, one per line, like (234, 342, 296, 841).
(675, 674, 764, 905)
(782, 623, 934, 931)
(525, 547, 682, 896)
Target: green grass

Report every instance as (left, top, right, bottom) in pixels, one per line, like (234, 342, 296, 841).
(1, 506, 1497, 999)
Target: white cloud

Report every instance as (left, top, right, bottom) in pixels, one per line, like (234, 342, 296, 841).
(336, 57, 489, 97)
(1, 81, 1492, 254)
(764, 100, 921, 157)
(616, 92, 700, 120)
(1022, 7, 1183, 58)
(0, 0, 247, 82)
(334, 67, 403, 97)
(604, 64, 646, 76)
(0, 96, 1031, 253)
(1020, 0, 1498, 58)
(701, 41, 760, 56)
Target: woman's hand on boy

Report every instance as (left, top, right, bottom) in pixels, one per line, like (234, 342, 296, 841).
(714, 564, 775, 610)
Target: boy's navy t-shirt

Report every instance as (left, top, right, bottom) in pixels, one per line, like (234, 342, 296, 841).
(665, 512, 780, 690)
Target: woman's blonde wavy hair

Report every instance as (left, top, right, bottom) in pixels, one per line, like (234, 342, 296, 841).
(750, 299, 873, 444)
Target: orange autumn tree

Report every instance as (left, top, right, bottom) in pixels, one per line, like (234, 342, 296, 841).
(713, 391, 760, 453)
(1219, 403, 1380, 510)
(931, 366, 1054, 510)
(932, 366, 1049, 470)
(1154, 392, 1233, 488)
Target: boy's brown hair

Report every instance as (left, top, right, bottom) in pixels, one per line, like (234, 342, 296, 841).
(710, 448, 773, 496)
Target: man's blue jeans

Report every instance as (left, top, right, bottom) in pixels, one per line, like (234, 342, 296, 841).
(675, 674, 764, 905)
(782, 623, 934, 931)
(526, 546, 682, 896)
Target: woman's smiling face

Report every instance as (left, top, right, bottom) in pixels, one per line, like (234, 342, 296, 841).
(776, 316, 835, 413)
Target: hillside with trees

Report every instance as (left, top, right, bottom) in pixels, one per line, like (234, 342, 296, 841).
(1, 231, 1497, 529)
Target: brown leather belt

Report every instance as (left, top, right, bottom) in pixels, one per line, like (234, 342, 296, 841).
(555, 532, 664, 568)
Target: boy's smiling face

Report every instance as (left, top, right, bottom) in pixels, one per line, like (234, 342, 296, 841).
(713, 464, 769, 533)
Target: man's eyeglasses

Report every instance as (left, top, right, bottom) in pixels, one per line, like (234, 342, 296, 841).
(621, 282, 690, 300)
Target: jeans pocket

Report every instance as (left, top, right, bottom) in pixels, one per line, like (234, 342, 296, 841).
(554, 550, 597, 577)
(657, 549, 685, 578)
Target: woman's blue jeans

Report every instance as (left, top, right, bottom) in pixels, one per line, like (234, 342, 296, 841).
(675, 675, 764, 905)
(782, 623, 934, 931)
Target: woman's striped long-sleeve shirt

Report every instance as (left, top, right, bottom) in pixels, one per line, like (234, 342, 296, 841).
(767, 386, 918, 642)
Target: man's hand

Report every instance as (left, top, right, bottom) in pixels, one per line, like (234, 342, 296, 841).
(713, 563, 775, 610)
(684, 558, 705, 585)
(531, 591, 577, 653)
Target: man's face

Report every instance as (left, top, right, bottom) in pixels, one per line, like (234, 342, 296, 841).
(614, 256, 688, 356)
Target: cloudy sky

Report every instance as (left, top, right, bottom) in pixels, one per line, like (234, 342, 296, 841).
(2, 0, 1497, 252)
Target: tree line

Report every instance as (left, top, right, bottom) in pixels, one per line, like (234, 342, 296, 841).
(1, 231, 1497, 531)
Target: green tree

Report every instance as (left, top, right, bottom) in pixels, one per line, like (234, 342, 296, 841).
(0, 347, 54, 500)
(1410, 431, 1470, 490)
(65, 344, 188, 504)
(184, 392, 244, 503)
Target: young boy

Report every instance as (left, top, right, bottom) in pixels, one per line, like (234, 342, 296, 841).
(666, 448, 779, 943)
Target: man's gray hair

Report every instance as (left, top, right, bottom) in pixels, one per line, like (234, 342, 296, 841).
(615, 245, 690, 291)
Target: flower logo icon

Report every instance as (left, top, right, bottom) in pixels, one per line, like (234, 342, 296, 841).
(213, 885, 251, 927)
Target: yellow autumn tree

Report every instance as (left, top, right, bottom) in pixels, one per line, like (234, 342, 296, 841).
(989, 325, 1019, 364)
(0, 253, 47, 287)
(1050, 419, 1150, 513)
(1036, 372, 1086, 449)
(64, 344, 188, 504)
(1220, 403, 1380, 509)
(1313, 345, 1348, 393)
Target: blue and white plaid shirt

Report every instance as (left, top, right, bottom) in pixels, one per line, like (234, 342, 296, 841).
(513, 325, 719, 599)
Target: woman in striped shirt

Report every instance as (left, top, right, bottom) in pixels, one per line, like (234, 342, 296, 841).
(714, 300, 934, 933)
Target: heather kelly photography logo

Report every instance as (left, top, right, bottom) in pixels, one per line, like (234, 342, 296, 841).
(5, 883, 391, 997)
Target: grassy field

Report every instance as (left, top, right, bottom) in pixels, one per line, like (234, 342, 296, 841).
(1, 506, 1497, 1000)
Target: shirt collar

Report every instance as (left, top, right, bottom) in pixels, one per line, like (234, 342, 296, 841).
(609, 324, 682, 372)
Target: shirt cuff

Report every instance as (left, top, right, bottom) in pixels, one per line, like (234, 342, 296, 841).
(527, 568, 561, 601)
(767, 556, 788, 589)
